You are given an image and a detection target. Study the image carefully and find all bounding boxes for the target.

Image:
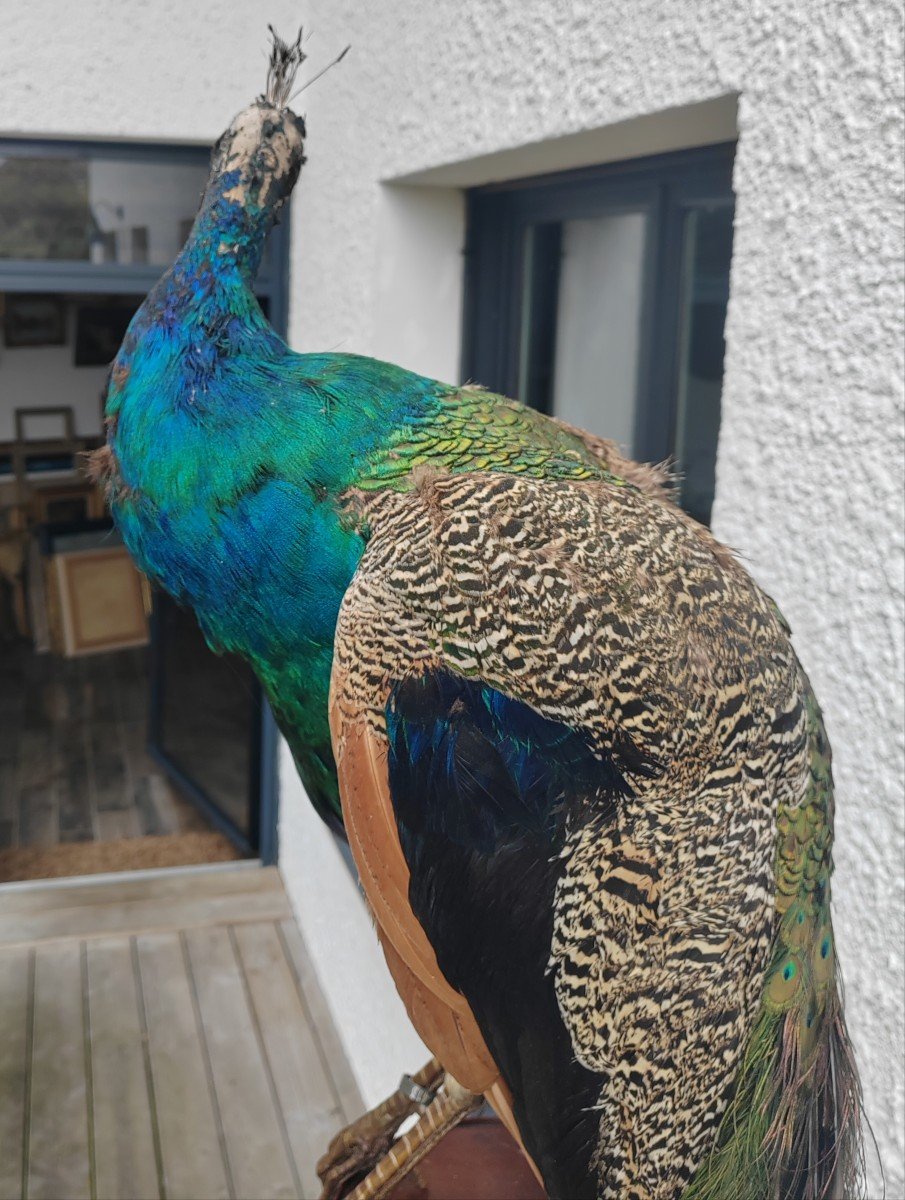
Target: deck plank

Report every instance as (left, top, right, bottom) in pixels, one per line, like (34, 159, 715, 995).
(136, 931, 231, 1200)
(56, 708, 95, 845)
(96, 807, 142, 841)
(27, 941, 91, 1200)
(86, 937, 160, 1200)
(17, 730, 60, 849)
(233, 922, 345, 1197)
(0, 865, 290, 946)
(89, 719, 130, 815)
(185, 925, 299, 1200)
(0, 754, 20, 850)
(0, 863, 281, 916)
(5, 644, 222, 858)
(0, 867, 357, 1200)
(278, 918, 365, 1124)
(0, 947, 30, 1200)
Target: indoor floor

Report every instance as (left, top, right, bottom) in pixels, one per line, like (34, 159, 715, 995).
(0, 644, 239, 882)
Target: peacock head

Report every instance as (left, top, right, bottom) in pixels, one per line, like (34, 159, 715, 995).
(188, 28, 346, 280)
(207, 99, 307, 220)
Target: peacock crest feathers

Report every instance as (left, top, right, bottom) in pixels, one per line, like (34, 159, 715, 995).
(263, 26, 307, 109)
(262, 25, 350, 112)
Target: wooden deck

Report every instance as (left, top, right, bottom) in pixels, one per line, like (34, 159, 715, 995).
(0, 864, 363, 1200)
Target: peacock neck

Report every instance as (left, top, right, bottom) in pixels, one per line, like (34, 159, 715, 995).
(162, 171, 279, 324)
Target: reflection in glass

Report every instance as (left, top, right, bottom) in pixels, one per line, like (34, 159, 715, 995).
(0, 157, 90, 259)
(157, 596, 257, 841)
(0, 154, 208, 265)
(517, 223, 561, 416)
(673, 205, 733, 526)
(552, 213, 647, 453)
(519, 212, 648, 454)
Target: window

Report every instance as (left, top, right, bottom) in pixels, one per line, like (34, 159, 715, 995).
(0, 151, 205, 265)
(462, 143, 735, 525)
(0, 139, 289, 865)
(0, 141, 285, 311)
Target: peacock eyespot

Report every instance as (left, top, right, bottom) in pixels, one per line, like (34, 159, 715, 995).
(783, 961, 796, 982)
(820, 937, 831, 959)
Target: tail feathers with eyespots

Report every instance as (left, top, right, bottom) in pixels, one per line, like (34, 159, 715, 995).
(683, 967, 864, 1200)
(684, 680, 865, 1200)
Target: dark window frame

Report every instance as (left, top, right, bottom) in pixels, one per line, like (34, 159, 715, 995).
(461, 141, 736, 468)
(0, 136, 287, 864)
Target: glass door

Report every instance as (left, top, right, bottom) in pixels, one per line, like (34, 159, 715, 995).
(149, 595, 263, 854)
(0, 137, 288, 864)
(463, 143, 736, 525)
(519, 209, 651, 452)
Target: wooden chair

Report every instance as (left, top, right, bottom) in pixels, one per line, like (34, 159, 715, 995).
(10, 405, 104, 530)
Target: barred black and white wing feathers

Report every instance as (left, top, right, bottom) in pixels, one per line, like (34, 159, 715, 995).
(328, 467, 857, 1200)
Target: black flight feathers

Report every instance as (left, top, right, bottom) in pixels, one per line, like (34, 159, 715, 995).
(385, 669, 659, 855)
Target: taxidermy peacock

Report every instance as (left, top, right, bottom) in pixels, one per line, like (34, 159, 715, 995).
(91, 31, 864, 1200)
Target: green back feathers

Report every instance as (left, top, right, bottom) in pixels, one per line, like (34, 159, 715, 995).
(685, 684, 863, 1200)
(356, 386, 625, 490)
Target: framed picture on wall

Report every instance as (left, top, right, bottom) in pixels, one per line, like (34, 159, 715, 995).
(74, 296, 141, 367)
(3, 294, 66, 348)
(14, 405, 75, 441)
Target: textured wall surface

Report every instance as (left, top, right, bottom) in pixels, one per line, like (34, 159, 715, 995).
(2, 0, 902, 1187)
(292, 2, 905, 1190)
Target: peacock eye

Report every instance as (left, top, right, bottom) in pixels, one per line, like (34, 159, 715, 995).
(820, 937, 831, 959)
(783, 961, 796, 982)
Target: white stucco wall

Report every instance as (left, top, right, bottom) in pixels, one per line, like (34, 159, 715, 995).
(290, 2, 904, 1192)
(2, 1, 902, 1190)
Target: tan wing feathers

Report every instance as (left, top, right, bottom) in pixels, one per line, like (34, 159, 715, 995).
(328, 678, 535, 1165)
(327, 705, 467, 1016)
(327, 467, 799, 1196)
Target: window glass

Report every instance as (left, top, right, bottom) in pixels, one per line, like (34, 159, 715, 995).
(0, 138, 289, 861)
(551, 212, 647, 453)
(157, 595, 258, 844)
(673, 204, 733, 525)
(518, 212, 648, 453)
(517, 223, 561, 414)
(0, 154, 208, 265)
